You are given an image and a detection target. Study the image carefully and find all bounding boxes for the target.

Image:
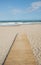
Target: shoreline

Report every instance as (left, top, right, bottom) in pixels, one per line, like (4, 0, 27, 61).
(0, 22, 41, 26)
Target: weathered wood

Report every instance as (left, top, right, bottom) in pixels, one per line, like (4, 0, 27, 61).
(4, 33, 37, 65)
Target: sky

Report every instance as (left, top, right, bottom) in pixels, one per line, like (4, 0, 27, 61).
(0, 0, 41, 20)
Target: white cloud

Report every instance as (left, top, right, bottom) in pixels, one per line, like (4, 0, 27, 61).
(11, 9, 22, 15)
(11, 1, 41, 15)
(27, 1, 41, 12)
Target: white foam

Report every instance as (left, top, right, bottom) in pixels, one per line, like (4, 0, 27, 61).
(0, 22, 41, 26)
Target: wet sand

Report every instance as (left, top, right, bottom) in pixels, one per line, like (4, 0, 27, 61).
(0, 24, 41, 65)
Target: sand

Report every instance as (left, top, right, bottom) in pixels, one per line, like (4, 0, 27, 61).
(0, 24, 41, 65)
(4, 33, 37, 65)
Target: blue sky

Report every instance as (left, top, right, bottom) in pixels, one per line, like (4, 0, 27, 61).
(0, 0, 41, 20)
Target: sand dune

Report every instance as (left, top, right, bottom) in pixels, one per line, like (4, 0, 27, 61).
(0, 24, 41, 65)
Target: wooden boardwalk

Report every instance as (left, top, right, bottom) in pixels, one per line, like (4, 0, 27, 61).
(4, 33, 37, 65)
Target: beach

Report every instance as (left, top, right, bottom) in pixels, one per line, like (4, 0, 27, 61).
(0, 24, 41, 65)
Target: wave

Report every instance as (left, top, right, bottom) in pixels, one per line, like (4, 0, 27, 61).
(0, 22, 41, 26)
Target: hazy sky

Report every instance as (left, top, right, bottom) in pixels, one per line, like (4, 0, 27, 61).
(0, 0, 41, 20)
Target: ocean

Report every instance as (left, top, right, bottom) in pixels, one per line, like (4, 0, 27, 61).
(0, 20, 41, 26)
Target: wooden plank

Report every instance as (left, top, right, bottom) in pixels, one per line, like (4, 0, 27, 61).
(4, 33, 37, 65)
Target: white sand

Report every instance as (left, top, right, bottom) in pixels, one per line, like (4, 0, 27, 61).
(0, 24, 41, 65)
